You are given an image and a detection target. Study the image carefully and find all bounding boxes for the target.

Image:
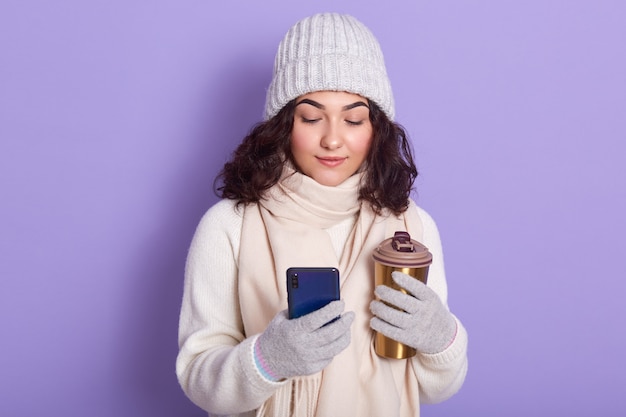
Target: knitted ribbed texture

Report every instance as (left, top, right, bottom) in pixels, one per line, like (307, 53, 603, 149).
(264, 13, 395, 120)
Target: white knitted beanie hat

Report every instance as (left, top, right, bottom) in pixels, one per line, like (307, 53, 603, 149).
(264, 13, 395, 120)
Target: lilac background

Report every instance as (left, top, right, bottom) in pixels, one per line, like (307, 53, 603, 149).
(1, 1, 625, 416)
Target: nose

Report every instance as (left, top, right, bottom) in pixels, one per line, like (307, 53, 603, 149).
(320, 122, 343, 150)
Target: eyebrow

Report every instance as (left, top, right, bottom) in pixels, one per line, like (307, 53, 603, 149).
(296, 98, 369, 111)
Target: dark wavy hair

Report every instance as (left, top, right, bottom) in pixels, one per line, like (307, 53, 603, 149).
(215, 99, 417, 215)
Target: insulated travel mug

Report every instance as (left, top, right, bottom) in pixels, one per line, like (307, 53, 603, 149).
(372, 231, 433, 359)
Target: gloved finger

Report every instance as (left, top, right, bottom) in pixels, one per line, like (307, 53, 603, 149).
(325, 327, 352, 355)
(391, 271, 435, 301)
(374, 284, 421, 314)
(370, 316, 413, 346)
(306, 328, 353, 362)
(370, 299, 415, 329)
(294, 300, 346, 332)
(310, 311, 355, 346)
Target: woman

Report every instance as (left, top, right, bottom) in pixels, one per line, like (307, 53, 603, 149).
(177, 12, 468, 417)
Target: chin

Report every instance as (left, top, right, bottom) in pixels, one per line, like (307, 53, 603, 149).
(313, 175, 348, 187)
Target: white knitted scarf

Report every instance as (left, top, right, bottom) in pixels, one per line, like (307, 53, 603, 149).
(239, 167, 424, 417)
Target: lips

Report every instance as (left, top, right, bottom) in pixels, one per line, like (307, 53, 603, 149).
(316, 156, 347, 167)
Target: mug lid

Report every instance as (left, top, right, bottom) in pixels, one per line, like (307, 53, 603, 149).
(372, 231, 432, 268)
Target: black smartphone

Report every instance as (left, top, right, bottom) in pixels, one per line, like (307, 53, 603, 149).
(286, 267, 340, 319)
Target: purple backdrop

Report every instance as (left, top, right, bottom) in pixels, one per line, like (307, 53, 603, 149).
(1, 1, 625, 416)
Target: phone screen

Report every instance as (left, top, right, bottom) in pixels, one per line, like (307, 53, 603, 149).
(286, 267, 340, 319)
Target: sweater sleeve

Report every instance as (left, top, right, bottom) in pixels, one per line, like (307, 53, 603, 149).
(410, 203, 469, 404)
(175, 200, 285, 415)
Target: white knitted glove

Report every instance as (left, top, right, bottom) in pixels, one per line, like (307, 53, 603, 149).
(254, 300, 354, 381)
(370, 271, 457, 354)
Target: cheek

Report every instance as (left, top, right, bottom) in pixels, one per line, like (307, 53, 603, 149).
(289, 132, 306, 156)
(289, 131, 314, 169)
(351, 132, 374, 155)
(290, 127, 317, 153)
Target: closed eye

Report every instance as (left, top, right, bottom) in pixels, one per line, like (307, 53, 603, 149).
(301, 117, 321, 124)
(346, 120, 364, 126)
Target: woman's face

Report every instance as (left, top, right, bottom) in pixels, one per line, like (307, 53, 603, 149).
(290, 91, 373, 187)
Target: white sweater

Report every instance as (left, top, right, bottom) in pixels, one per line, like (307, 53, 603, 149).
(176, 199, 468, 416)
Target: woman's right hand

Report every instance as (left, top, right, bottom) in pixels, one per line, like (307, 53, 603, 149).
(254, 300, 354, 381)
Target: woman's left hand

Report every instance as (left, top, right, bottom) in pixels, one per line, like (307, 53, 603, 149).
(370, 271, 457, 354)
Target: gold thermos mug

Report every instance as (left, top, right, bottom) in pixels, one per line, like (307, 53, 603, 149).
(372, 231, 433, 359)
